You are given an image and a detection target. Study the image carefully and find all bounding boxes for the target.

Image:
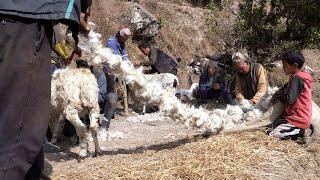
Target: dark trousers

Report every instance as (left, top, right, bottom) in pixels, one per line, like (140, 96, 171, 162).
(199, 87, 233, 104)
(101, 74, 118, 129)
(0, 15, 52, 179)
(24, 149, 44, 180)
(266, 119, 305, 140)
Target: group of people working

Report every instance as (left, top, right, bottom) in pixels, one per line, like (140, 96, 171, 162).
(0, 0, 315, 179)
(200, 51, 314, 142)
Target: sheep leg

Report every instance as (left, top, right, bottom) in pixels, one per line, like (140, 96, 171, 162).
(142, 103, 146, 114)
(66, 109, 88, 158)
(49, 112, 63, 144)
(50, 114, 62, 144)
(89, 112, 101, 156)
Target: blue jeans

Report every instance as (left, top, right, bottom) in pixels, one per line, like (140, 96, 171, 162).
(199, 87, 233, 104)
(101, 92, 118, 129)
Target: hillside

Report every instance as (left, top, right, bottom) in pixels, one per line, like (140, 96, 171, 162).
(45, 1, 320, 179)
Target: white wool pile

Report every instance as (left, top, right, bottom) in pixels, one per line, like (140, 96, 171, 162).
(78, 25, 278, 134)
(88, 130, 125, 142)
(126, 112, 169, 123)
(176, 83, 199, 101)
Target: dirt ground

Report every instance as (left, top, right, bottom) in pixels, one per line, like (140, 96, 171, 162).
(44, 112, 198, 177)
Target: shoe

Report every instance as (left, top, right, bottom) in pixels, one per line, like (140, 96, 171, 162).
(303, 125, 314, 145)
(43, 142, 60, 153)
(101, 117, 110, 130)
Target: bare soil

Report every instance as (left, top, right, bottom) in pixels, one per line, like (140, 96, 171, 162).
(44, 112, 198, 177)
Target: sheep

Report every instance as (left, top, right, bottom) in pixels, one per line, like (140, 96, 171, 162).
(175, 83, 199, 101)
(133, 73, 179, 114)
(50, 68, 103, 158)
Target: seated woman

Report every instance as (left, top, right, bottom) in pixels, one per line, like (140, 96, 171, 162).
(199, 61, 233, 104)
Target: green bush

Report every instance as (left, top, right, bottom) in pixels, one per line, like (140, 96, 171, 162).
(234, 0, 320, 64)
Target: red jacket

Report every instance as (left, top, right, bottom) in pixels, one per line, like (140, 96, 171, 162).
(285, 71, 313, 129)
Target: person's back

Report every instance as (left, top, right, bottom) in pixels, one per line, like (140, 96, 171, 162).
(151, 47, 178, 75)
(138, 42, 178, 75)
(0, 1, 81, 179)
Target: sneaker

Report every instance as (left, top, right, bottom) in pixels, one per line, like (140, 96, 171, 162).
(43, 142, 60, 153)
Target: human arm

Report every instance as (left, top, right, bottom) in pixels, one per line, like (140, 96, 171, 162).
(235, 74, 245, 101)
(251, 65, 267, 104)
(140, 58, 156, 66)
(280, 76, 304, 105)
(199, 71, 211, 90)
(140, 48, 157, 66)
(106, 38, 119, 55)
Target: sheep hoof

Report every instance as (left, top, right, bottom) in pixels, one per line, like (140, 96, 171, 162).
(93, 151, 102, 157)
(79, 149, 87, 158)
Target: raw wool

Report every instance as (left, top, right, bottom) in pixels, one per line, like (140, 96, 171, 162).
(88, 130, 125, 142)
(126, 111, 169, 123)
(176, 83, 199, 101)
(51, 68, 102, 157)
(256, 86, 279, 110)
(143, 73, 179, 89)
(77, 25, 279, 134)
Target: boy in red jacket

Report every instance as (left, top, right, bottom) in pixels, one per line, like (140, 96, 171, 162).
(268, 51, 313, 140)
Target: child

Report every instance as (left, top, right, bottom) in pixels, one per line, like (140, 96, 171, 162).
(268, 51, 313, 141)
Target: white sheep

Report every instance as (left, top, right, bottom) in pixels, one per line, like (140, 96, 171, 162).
(132, 73, 179, 114)
(175, 83, 199, 101)
(50, 68, 103, 158)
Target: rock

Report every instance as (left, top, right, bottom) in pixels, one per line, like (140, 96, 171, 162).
(131, 3, 160, 40)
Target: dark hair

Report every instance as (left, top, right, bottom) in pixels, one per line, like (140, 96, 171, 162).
(281, 51, 305, 69)
(138, 41, 151, 49)
(76, 59, 90, 69)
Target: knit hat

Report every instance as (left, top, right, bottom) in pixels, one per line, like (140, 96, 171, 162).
(119, 28, 131, 37)
(208, 60, 218, 69)
(232, 52, 247, 63)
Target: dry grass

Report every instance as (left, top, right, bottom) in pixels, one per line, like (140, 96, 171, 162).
(51, 131, 320, 179)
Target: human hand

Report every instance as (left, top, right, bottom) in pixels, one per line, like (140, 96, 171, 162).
(249, 99, 254, 105)
(133, 61, 141, 67)
(73, 47, 82, 57)
(212, 83, 220, 90)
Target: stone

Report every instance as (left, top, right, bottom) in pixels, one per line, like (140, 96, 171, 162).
(131, 3, 160, 39)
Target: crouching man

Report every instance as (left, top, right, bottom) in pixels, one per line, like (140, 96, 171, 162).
(267, 51, 314, 141)
(137, 42, 178, 75)
(232, 52, 267, 105)
(199, 61, 233, 104)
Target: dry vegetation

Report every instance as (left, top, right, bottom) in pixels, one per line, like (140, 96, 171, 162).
(51, 131, 320, 179)
(91, 0, 238, 65)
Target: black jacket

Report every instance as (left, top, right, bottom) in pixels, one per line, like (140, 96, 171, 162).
(0, 0, 81, 23)
(141, 47, 178, 75)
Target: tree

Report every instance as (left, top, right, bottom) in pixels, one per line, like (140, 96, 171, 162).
(235, 0, 320, 63)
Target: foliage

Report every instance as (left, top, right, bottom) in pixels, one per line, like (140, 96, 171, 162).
(234, 0, 320, 64)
